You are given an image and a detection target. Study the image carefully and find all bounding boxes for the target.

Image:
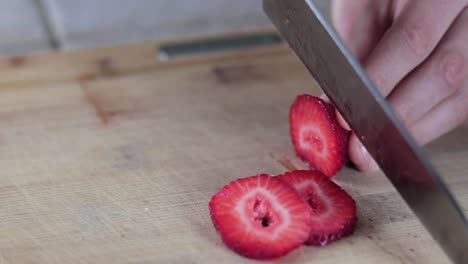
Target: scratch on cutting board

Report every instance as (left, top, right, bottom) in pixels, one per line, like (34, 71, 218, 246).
(79, 83, 117, 125)
(0, 252, 7, 264)
(212, 64, 265, 84)
(114, 144, 147, 170)
(78, 203, 120, 237)
(97, 57, 118, 76)
(356, 193, 413, 225)
(356, 225, 408, 263)
(77, 73, 97, 82)
(270, 153, 299, 171)
(8, 55, 27, 67)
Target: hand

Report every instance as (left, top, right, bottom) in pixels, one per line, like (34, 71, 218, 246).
(330, 0, 468, 172)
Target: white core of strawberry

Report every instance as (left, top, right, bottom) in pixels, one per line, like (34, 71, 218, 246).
(299, 125, 329, 159)
(293, 179, 333, 221)
(235, 188, 290, 239)
(310, 184, 333, 221)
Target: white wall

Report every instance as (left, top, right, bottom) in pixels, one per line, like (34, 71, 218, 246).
(0, 0, 331, 56)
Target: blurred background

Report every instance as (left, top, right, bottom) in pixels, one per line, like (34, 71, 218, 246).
(1, 0, 331, 57)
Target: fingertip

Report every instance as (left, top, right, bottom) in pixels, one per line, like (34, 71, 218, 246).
(349, 134, 379, 173)
(319, 93, 331, 103)
(335, 109, 351, 131)
(320, 93, 351, 131)
(319, 93, 351, 131)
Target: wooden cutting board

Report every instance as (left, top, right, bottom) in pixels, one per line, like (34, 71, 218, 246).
(0, 29, 465, 263)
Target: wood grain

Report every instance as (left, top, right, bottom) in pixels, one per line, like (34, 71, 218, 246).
(0, 31, 465, 263)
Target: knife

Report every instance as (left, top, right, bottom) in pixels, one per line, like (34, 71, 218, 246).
(263, 0, 468, 263)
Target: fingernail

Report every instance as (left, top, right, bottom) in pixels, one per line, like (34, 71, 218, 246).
(359, 143, 368, 157)
(319, 93, 331, 103)
(360, 144, 379, 171)
(336, 110, 351, 131)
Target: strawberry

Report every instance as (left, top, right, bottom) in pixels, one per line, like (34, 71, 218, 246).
(289, 94, 350, 177)
(277, 170, 357, 246)
(209, 174, 312, 259)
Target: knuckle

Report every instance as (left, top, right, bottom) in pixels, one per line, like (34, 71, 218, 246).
(453, 90, 468, 125)
(455, 103, 468, 126)
(367, 69, 389, 95)
(401, 21, 433, 58)
(438, 50, 465, 93)
(462, 95, 468, 123)
(397, 104, 413, 125)
(463, 109, 468, 124)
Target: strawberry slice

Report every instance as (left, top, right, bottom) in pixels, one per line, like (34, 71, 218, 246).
(289, 94, 350, 177)
(277, 170, 357, 246)
(209, 174, 312, 259)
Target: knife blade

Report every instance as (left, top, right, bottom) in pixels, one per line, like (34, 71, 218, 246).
(263, 0, 468, 263)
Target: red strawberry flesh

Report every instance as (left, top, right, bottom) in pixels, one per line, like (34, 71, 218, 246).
(289, 94, 350, 177)
(209, 174, 312, 259)
(277, 170, 357, 246)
